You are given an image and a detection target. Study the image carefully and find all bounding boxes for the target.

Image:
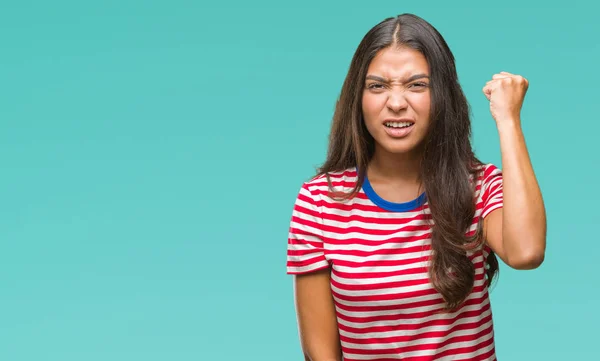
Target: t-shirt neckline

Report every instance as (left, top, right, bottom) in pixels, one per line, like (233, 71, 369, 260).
(362, 173, 427, 212)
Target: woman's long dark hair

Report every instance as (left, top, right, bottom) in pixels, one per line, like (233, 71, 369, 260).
(317, 14, 498, 311)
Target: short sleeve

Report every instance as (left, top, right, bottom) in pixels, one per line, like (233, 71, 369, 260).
(481, 163, 504, 219)
(286, 182, 330, 275)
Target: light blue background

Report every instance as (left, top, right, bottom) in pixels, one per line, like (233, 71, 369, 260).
(1, 1, 598, 360)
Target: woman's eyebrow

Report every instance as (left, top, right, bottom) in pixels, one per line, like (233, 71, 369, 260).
(365, 74, 430, 83)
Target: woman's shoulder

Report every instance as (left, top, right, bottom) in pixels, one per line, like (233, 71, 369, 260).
(470, 162, 503, 204)
(295, 167, 359, 204)
(303, 167, 359, 189)
(471, 162, 502, 182)
(472, 161, 501, 172)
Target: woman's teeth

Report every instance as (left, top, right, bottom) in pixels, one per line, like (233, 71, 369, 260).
(384, 121, 413, 128)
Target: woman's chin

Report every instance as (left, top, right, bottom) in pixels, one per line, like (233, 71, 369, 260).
(377, 142, 422, 156)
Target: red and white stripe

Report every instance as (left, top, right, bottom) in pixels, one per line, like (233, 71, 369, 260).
(287, 164, 503, 360)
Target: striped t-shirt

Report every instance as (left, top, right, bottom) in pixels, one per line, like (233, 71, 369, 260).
(286, 163, 503, 361)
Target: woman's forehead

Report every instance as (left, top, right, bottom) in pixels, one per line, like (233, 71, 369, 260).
(366, 47, 429, 80)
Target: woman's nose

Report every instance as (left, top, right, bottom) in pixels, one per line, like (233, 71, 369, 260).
(386, 90, 408, 112)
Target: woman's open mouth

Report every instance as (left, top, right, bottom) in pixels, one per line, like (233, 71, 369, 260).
(383, 120, 415, 138)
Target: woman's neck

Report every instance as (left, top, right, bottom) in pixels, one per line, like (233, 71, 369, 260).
(368, 147, 422, 185)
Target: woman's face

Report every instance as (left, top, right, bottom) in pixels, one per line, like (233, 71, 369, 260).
(362, 46, 432, 156)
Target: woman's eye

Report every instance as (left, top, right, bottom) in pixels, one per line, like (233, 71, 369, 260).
(368, 83, 384, 89)
(410, 82, 428, 89)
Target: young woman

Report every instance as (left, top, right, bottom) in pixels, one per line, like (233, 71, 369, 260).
(285, 13, 546, 361)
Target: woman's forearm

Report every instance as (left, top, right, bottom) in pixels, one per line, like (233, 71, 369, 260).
(497, 120, 546, 268)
